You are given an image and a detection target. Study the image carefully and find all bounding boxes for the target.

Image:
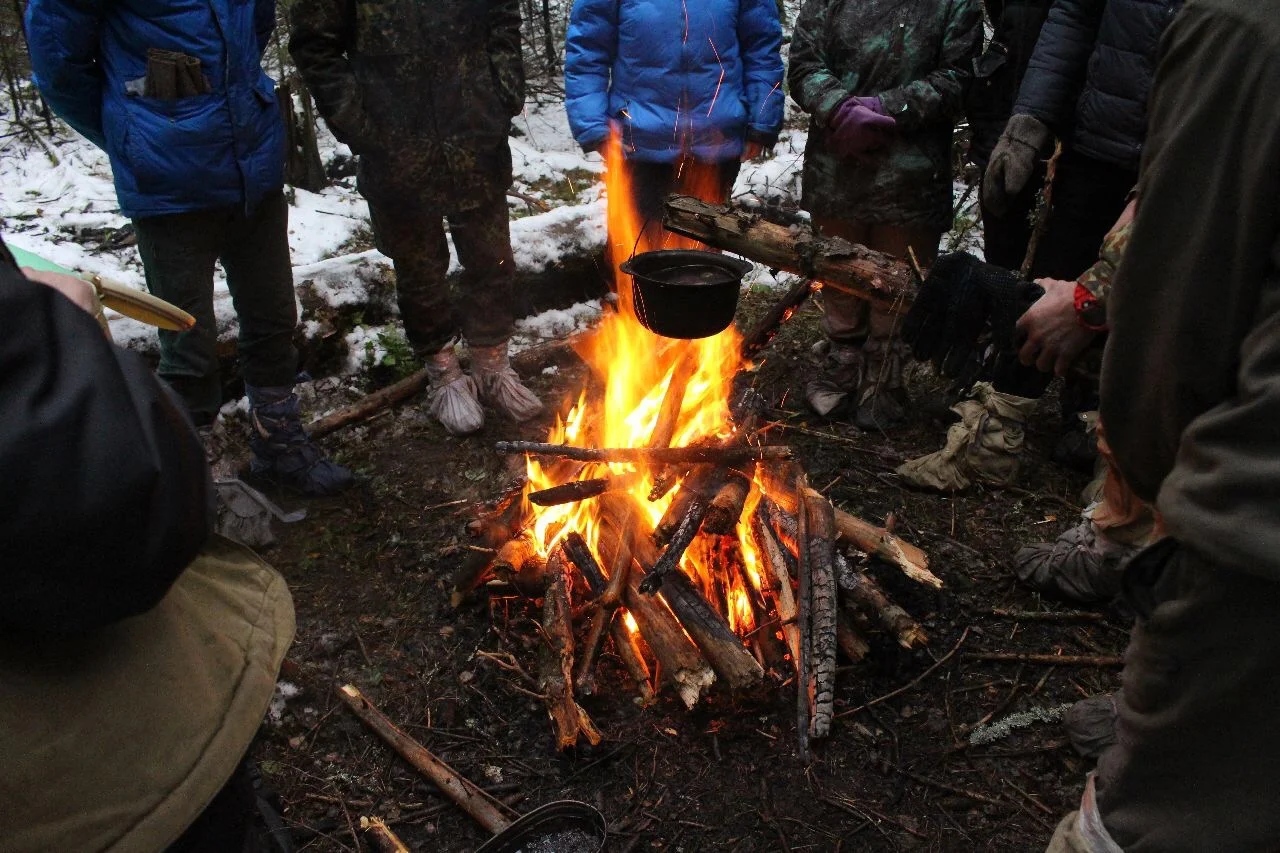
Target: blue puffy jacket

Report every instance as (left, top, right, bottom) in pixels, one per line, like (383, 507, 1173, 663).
(26, 0, 285, 219)
(565, 0, 785, 162)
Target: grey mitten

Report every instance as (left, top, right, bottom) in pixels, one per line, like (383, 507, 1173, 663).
(982, 114, 1052, 216)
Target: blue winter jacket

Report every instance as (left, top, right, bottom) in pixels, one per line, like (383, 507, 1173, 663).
(564, 0, 785, 162)
(26, 0, 285, 219)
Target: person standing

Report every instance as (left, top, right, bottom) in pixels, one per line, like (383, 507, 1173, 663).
(789, 0, 983, 430)
(564, 0, 785, 246)
(1043, 0, 1280, 848)
(25, 0, 354, 495)
(290, 0, 542, 437)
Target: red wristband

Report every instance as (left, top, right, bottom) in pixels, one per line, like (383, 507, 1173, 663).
(1073, 282, 1108, 332)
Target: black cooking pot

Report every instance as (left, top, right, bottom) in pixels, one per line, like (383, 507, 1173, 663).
(619, 249, 753, 339)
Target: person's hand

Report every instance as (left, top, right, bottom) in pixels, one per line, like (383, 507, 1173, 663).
(1016, 277, 1098, 376)
(741, 141, 764, 162)
(828, 96, 896, 161)
(21, 267, 111, 339)
(902, 252, 993, 385)
(982, 114, 1052, 216)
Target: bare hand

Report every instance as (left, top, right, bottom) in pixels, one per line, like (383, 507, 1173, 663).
(741, 141, 764, 162)
(1015, 277, 1097, 376)
(21, 267, 99, 314)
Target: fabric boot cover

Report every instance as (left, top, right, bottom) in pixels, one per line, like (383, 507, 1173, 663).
(470, 341, 544, 422)
(1014, 514, 1138, 604)
(897, 382, 1037, 490)
(427, 343, 485, 435)
(805, 339, 865, 417)
(1064, 692, 1120, 760)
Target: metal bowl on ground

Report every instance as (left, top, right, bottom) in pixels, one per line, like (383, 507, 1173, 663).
(473, 800, 607, 853)
(619, 249, 754, 339)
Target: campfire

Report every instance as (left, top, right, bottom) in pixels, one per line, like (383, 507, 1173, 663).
(459, 132, 940, 757)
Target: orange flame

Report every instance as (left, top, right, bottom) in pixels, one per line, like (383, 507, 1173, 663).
(523, 127, 766, 642)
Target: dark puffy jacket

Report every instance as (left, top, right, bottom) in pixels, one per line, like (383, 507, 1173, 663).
(564, 0, 785, 162)
(290, 0, 524, 209)
(967, 0, 1053, 167)
(25, 0, 285, 219)
(1014, 0, 1183, 171)
(0, 239, 212, 633)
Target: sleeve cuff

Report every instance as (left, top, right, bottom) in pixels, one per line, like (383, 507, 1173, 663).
(813, 88, 850, 128)
(746, 127, 778, 147)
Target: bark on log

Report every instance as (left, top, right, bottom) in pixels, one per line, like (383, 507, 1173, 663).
(836, 608, 870, 664)
(495, 441, 792, 465)
(656, 569, 764, 691)
(528, 478, 610, 507)
(794, 473, 812, 761)
(337, 684, 513, 834)
(804, 492, 838, 740)
(662, 195, 917, 314)
(611, 618, 656, 704)
(703, 470, 753, 536)
(751, 510, 801, 671)
(539, 550, 602, 750)
(653, 468, 718, 545)
(641, 485, 714, 594)
(561, 531, 607, 595)
(837, 555, 929, 649)
(740, 275, 816, 362)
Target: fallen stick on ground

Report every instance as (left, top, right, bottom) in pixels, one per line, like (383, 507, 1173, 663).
(360, 816, 411, 853)
(964, 652, 1123, 667)
(835, 627, 971, 719)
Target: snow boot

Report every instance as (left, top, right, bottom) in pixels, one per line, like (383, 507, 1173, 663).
(854, 333, 910, 430)
(470, 342, 544, 422)
(805, 339, 865, 417)
(1064, 692, 1119, 760)
(1014, 514, 1138, 604)
(247, 385, 354, 496)
(897, 382, 1037, 491)
(426, 345, 486, 435)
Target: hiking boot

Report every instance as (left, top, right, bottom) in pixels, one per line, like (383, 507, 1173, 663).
(426, 345, 485, 435)
(854, 335, 909, 430)
(805, 339, 864, 417)
(1064, 692, 1119, 760)
(247, 385, 354, 496)
(470, 342, 544, 422)
(1014, 515, 1138, 604)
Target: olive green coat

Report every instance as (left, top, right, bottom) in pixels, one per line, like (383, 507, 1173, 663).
(788, 0, 983, 230)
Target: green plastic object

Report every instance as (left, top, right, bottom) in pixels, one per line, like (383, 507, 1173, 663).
(8, 245, 77, 276)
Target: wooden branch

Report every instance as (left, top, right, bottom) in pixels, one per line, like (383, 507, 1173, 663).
(528, 478, 611, 507)
(836, 608, 870, 663)
(963, 652, 1123, 667)
(611, 618, 656, 704)
(837, 556, 929, 650)
(751, 510, 800, 671)
(656, 569, 764, 691)
(640, 485, 713, 594)
(491, 530, 541, 587)
(465, 483, 528, 548)
(336, 684, 512, 834)
(561, 531, 607, 595)
(360, 816, 411, 853)
(740, 275, 815, 362)
(653, 468, 718, 545)
(539, 550, 602, 750)
(309, 369, 430, 440)
(829, 502, 940, 589)
(804, 491, 838, 740)
(662, 195, 916, 314)
(703, 470, 753, 536)
(795, 472, 812, 761)
(649, 343, 699, 450)
(495, 441, 792, 465)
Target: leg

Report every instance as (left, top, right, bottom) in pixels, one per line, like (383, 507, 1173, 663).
(133, 210, 226, 425)
(219, 190, 299, 390)
(981, 168, 1040, 271)
(803, 217, 872, 418)
(1030, 151, 1136, 280)
(1090, 542, 1280, 852)
(626, 159, 678, 252)
(366, 198, 457, 356)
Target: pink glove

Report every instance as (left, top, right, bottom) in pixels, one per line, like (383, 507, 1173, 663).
(828, 96, 896, 160)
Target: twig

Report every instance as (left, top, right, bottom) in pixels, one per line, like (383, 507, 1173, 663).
(987, 608, 1105, 623)
(835, 627, 971, 718)
(360, 816, 411, 852)
(963, 652, 1122, 667)
(897, 768, 1009, 809)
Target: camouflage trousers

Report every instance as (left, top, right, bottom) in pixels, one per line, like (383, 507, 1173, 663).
(367, 191, 515, 355)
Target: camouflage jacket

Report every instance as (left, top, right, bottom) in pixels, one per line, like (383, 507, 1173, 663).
(1076, 214, 1131, 326)
(788, 0, 983, 230)
(289, 0, 524, 209)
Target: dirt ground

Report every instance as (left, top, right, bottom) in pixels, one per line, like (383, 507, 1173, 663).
(250, 288, 1129, 853)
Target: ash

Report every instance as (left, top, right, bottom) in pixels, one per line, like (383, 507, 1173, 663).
(515, 829, 600, 853)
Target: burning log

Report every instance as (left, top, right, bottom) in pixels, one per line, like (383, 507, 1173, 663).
(528, 478, 611, 507)
(750, 511, 801, 669)
(611, 619, 656, 704)
(495, 441, 792, 465)
(804, 491, 838, 740)
(653, 468, 718, 545)
(539, 549, 602, 750)
(739, 275, 816, 363)
(836, 554, 929, 649)
(662, 195, 916, 314)
(794, 474, 812, 761)
(648, 343, 700, 450)
(641, 486, 713, 594)
(561, 531, 608, 593)
(491, 530, 544, 590)
(564, 528, 633, 695)
(703, 469, 753, 536)
(466, 482, 527, 548)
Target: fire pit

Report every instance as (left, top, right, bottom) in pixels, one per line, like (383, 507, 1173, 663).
(456, 133, 940, 758)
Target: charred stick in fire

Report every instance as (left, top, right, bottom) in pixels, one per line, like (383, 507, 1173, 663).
(575, 607, 610, 696)
(648, 342, 700, 450)
(760, 497, 799, 577)
(640, 487, 714, 594)
(653, 467, 718, 545)
(465, 482, 528, 547)
(836, 553, 929, 649)
(528, 478, 611, 507)
(836, 607, 870, 664)
(794, 472, 812, 761)
(449, 547, 499, 608)
(703, 467, 754, 536)
(495, 441, 792, 465)
(539, 549, 602, 750)
(739, 275, 816, 362)
(570, 523, 636, 693)
(611, 618, 656, 704)
(751, 511, 801, 671)
(804, 491, 838, 740)
(561, 531, 607, 596)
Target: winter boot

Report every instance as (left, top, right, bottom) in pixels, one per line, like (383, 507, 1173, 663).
(805, 339, 865, 417)
(1014, 514, 1139, 604)
(1064, 692, 1119, 760)
(854, 334, 910, 430)
(897, 382, 1037, 490)
(470, 342, 544, 422)
(426, 344, 486, 435)
(247, 385, 355, 496)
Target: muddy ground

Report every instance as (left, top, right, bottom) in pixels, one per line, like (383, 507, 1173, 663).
(249, 288, 1128, 853)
